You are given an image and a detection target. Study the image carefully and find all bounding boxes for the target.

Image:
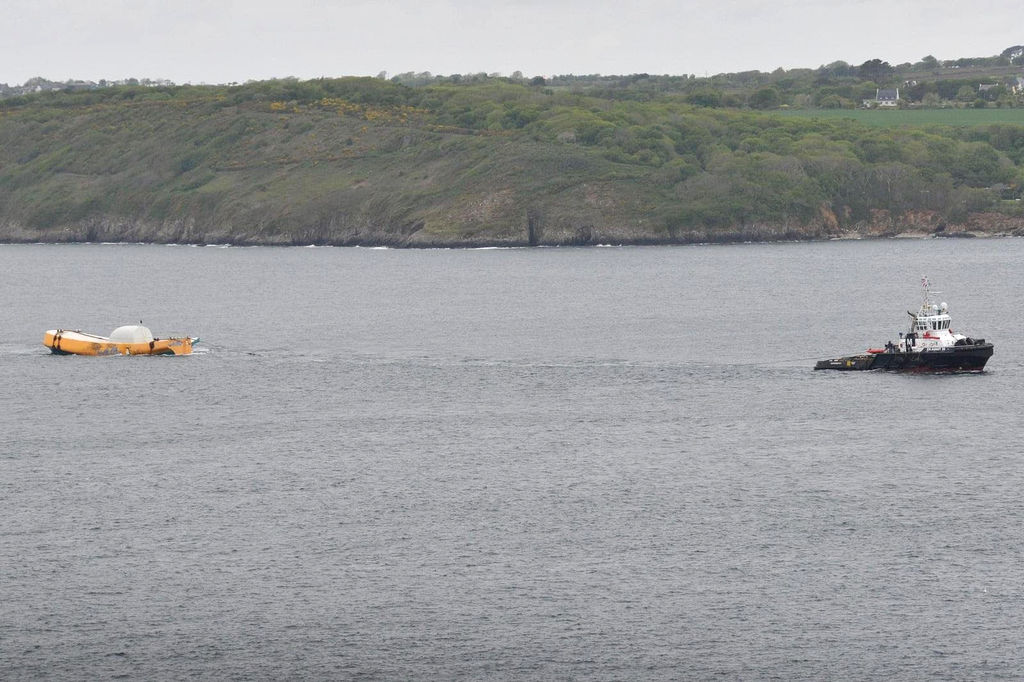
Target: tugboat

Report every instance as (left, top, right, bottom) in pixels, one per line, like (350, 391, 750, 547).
(815, 278, 993, 372)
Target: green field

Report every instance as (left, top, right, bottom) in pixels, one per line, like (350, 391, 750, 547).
(772, 107, 1024, 127)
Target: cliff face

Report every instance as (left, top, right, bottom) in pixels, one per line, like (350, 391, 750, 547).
(6, 209, 1023, 247)
(840, 209, 1024, 239)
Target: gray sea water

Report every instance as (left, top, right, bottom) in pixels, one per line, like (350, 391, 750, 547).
(2, 239, 1024, 680)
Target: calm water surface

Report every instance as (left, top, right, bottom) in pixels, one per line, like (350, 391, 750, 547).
(2, 240, 1024, 679)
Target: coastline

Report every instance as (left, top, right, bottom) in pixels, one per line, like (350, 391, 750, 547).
(2, 226, 1021, 249)
(3, 208, 1022, 249)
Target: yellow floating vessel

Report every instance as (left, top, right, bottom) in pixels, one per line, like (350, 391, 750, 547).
(43, 325, 196, 356)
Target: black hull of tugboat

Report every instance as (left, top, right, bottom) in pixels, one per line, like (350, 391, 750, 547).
(815, 343, 993, 372)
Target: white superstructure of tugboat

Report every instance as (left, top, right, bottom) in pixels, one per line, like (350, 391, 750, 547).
(815, 277, 993, 372)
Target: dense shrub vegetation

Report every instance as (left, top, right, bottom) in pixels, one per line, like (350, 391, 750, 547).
(2, 49, 1024, 245)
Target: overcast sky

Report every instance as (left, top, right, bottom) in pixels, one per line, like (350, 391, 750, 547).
(3, 0, 1021, 85)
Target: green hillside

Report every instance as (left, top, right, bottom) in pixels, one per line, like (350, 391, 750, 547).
(773, 108, 1024, 127)
(2, 74, 1024, 246)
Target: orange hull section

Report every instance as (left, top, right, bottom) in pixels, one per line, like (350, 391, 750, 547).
(43, 330, 194, 356)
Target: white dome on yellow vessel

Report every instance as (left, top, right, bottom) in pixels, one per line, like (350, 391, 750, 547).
(108, 325, 155, 344)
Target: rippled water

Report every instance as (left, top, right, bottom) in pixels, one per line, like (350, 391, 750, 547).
(3, 240, 1024, 679)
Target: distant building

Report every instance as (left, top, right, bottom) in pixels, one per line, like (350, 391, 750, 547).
(863, 88, 900, 108)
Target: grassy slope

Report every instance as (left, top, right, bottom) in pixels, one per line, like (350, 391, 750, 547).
(0, 92, 669, 245)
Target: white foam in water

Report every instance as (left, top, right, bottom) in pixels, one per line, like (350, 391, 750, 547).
(1, 344, 49, 355)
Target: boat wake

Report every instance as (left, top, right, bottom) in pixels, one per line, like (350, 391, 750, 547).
(0, 344, 51, 356)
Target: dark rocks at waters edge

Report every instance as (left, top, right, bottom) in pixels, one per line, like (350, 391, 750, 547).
(0, 216, 884, 247)
(3, 210, 1024, 247)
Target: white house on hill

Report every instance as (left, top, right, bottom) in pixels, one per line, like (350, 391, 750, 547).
(863, 88, 899, 108)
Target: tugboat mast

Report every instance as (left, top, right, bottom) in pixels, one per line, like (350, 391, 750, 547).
(908, 275, 943, 335)
(921, 275, 941, 307)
